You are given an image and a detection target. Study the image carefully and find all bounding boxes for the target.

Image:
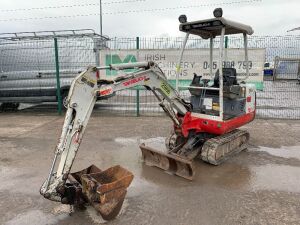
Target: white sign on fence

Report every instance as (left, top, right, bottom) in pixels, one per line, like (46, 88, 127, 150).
(100, 48, 265, 90)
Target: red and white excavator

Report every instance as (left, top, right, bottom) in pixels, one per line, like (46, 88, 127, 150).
(40, 8, 256, 220)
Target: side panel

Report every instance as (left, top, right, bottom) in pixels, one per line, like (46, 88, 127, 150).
(181, 111, 255, 137)
(0, 71, 41, 98)
(39, 71, 78, 96)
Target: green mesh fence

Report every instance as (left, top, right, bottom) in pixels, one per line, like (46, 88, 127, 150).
(0, 35, 299, 119)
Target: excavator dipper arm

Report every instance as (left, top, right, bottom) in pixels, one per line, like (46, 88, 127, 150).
(40, 61, 190, 218)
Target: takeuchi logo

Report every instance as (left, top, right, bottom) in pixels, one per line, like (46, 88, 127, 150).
(99, 87, 113, 96)
(122, 76, 147, 86)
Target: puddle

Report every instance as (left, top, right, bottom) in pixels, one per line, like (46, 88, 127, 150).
(114, 137, 138, 146)
(249, 164, 300, 193)
(114, 136, 165, 146)
(255, 146, 300, 159)
(114, 136, 167, 153)
(0, 166, 39, 195)
(0, 166, 18, 191)
(86, 199, 129, 224)
(95, 138, 300, 194)
(0, 140, 29, 160)
(0, 128, 30, 138)
(140, 137, 167, 152)
(52, 204, 72, 215)
(4, 209, 67, 225)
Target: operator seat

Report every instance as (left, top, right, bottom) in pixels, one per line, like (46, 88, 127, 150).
(189, 68, 243, 100)
(214, 68, 244, 99)
(188, 73, 202, 96)
(213, 68, 238, 87)
(188, 68, 238, 96)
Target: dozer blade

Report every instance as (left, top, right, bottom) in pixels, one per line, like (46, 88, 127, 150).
(140, 143, 195, 180)
(201, 129, 249, 165)
(69, 165, 133, 221)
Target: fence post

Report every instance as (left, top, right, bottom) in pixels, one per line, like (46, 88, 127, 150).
(136, 36, 140, 117)
(54, 37, 62, 115)
(224, 36, 228, 63)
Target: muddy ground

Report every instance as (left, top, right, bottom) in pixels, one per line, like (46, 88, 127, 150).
(0, 112, 300, 225)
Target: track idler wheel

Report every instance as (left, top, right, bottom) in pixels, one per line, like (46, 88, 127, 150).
(165, 131, 186, 151)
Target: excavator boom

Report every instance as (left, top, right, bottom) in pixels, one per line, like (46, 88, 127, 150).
(40, 61, 192, 219)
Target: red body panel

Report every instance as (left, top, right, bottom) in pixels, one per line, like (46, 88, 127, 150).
(181, 111, 255, 137)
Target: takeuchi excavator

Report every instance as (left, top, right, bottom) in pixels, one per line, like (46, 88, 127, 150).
(40, 8, 256, 220)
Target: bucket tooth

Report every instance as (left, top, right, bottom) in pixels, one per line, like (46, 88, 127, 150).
(69, 165, 134, 221)
(140, 144, 194, 180)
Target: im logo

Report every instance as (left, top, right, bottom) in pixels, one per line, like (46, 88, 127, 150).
(105, 54, 137, 76)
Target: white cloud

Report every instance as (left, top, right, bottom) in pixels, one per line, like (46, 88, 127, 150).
(0, 0, 299, 36)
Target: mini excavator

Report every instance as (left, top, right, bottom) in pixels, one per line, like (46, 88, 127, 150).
(40, 8, 256, 220)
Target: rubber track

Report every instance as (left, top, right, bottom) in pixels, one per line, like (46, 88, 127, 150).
(201, 129, 249, 165)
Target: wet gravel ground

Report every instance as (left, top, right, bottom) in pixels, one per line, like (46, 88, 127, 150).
(0, 112, 300, 225)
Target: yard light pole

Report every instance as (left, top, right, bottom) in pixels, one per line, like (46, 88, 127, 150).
(99, 0, 103, 35)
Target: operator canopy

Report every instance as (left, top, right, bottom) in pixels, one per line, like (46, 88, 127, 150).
(179, 8, 254, 39)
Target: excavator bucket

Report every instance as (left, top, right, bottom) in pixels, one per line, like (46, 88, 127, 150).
(69, 165, 133, 220)
(140, 144, 195, 180)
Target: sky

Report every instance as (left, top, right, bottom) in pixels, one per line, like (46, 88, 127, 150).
(0, 0, 300, 37)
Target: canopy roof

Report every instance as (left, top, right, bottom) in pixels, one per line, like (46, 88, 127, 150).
(179, 17, 253, 39)
(0, 29, 109, 41)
